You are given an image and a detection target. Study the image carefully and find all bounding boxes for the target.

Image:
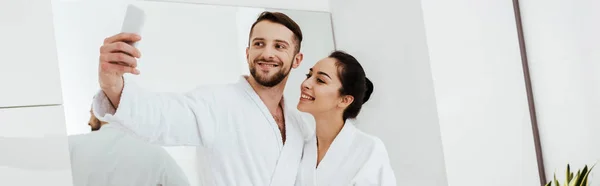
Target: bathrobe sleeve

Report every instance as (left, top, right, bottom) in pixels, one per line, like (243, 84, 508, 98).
(92, 76, 219, 147)
(352, 139, 398, 186)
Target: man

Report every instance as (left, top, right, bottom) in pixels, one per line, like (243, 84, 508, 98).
(68, 106, 191, 186)
(88, 107, 106, 131)
(92, 11, 310, 185)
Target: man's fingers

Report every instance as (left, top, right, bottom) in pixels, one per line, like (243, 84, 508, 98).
(100, 42, 141, 58)
(115, 63, 140, 75)
(98, 33, 142, 76)
(99, 60, 140, 75)
(103, 32, 141, 45)
(101, 53, 138, 68)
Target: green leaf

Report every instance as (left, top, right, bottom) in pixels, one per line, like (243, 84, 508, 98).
(568, 174, 580, 186)
(547, 163, 595, 186)
(570, 172, 574, 181)
(574, 165, 589, 185)
(566, 164, 572, 185)
(581, 164, 595, 186)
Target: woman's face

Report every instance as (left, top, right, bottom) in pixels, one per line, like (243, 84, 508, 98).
(297, 57, 353, 116)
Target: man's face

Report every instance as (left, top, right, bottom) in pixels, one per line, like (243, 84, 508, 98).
(246, 21, 303, 87)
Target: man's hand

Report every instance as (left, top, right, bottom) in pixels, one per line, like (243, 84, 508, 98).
(98, 32, 142, 108)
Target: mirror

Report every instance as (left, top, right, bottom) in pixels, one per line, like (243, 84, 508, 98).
(53, 0, 334, 185)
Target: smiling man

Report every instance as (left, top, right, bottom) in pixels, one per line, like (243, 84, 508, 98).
(92, 11, 310, 185)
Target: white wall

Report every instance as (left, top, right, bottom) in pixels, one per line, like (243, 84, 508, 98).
(328, 0, 449, 185)
(0, 0, 73, 185)
(518, 0, 600, 183)
(420, 0, 541, 185)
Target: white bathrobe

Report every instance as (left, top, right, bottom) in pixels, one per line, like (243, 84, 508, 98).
(68, 124, 190, 186)
(92, 75, 308, 186)
(295, 120, 397, 186)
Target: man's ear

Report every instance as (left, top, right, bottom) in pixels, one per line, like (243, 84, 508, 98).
(245, 47, 250, 63)
(338, 95, 354, 108)
(292, 52, 304, 69)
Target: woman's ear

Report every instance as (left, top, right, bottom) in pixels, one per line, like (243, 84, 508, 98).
(338, 95, 354, 108)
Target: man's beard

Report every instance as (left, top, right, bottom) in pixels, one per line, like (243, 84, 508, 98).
(249, 58, 293, 87)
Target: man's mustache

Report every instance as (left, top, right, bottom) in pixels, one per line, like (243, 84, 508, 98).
(253, 58, 280, 64)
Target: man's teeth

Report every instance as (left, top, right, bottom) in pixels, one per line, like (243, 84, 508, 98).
(259, 63, 278, 67)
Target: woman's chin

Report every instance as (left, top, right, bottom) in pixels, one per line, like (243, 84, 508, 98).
(296, 104, 310, 113)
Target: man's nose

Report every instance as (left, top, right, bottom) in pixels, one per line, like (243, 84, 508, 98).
(261, 47, 276, 60)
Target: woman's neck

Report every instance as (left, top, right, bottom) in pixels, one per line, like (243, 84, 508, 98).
(314, 114, 344, 167)
(315, 115, 345, 147)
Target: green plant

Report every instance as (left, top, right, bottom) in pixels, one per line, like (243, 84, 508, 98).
(546, 163, 596, 186)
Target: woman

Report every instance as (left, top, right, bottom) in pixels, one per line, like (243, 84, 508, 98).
(295, 51, 397, 185)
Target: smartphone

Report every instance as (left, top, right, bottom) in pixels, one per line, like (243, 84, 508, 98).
(121, 4, 146, 48)
(112, 4, 146, 68)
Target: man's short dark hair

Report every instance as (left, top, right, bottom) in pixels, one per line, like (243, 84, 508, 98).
(249, 11, 303, 54)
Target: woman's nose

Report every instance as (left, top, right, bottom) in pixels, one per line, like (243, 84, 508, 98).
(301, 81, 310, 90)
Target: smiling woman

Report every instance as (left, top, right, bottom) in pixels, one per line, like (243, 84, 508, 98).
(295, 50, 396, 185)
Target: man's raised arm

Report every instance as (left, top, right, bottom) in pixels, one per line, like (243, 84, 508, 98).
(94, 32, 217, 147)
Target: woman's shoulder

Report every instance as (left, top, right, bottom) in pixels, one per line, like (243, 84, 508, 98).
(352, 127, 391, 157)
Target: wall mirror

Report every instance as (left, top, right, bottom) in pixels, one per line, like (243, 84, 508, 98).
(53, 0, 334, 185)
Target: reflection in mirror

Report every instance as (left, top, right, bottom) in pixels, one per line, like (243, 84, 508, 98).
(0, 106, 73, 186)
(53, 1, 192, 185)
(53, 0, 340, 185)
(68, 105, 190, 186)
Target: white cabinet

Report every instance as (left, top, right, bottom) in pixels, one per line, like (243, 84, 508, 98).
(0, 105, 73, 186)
(0, 0, 63, 108)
